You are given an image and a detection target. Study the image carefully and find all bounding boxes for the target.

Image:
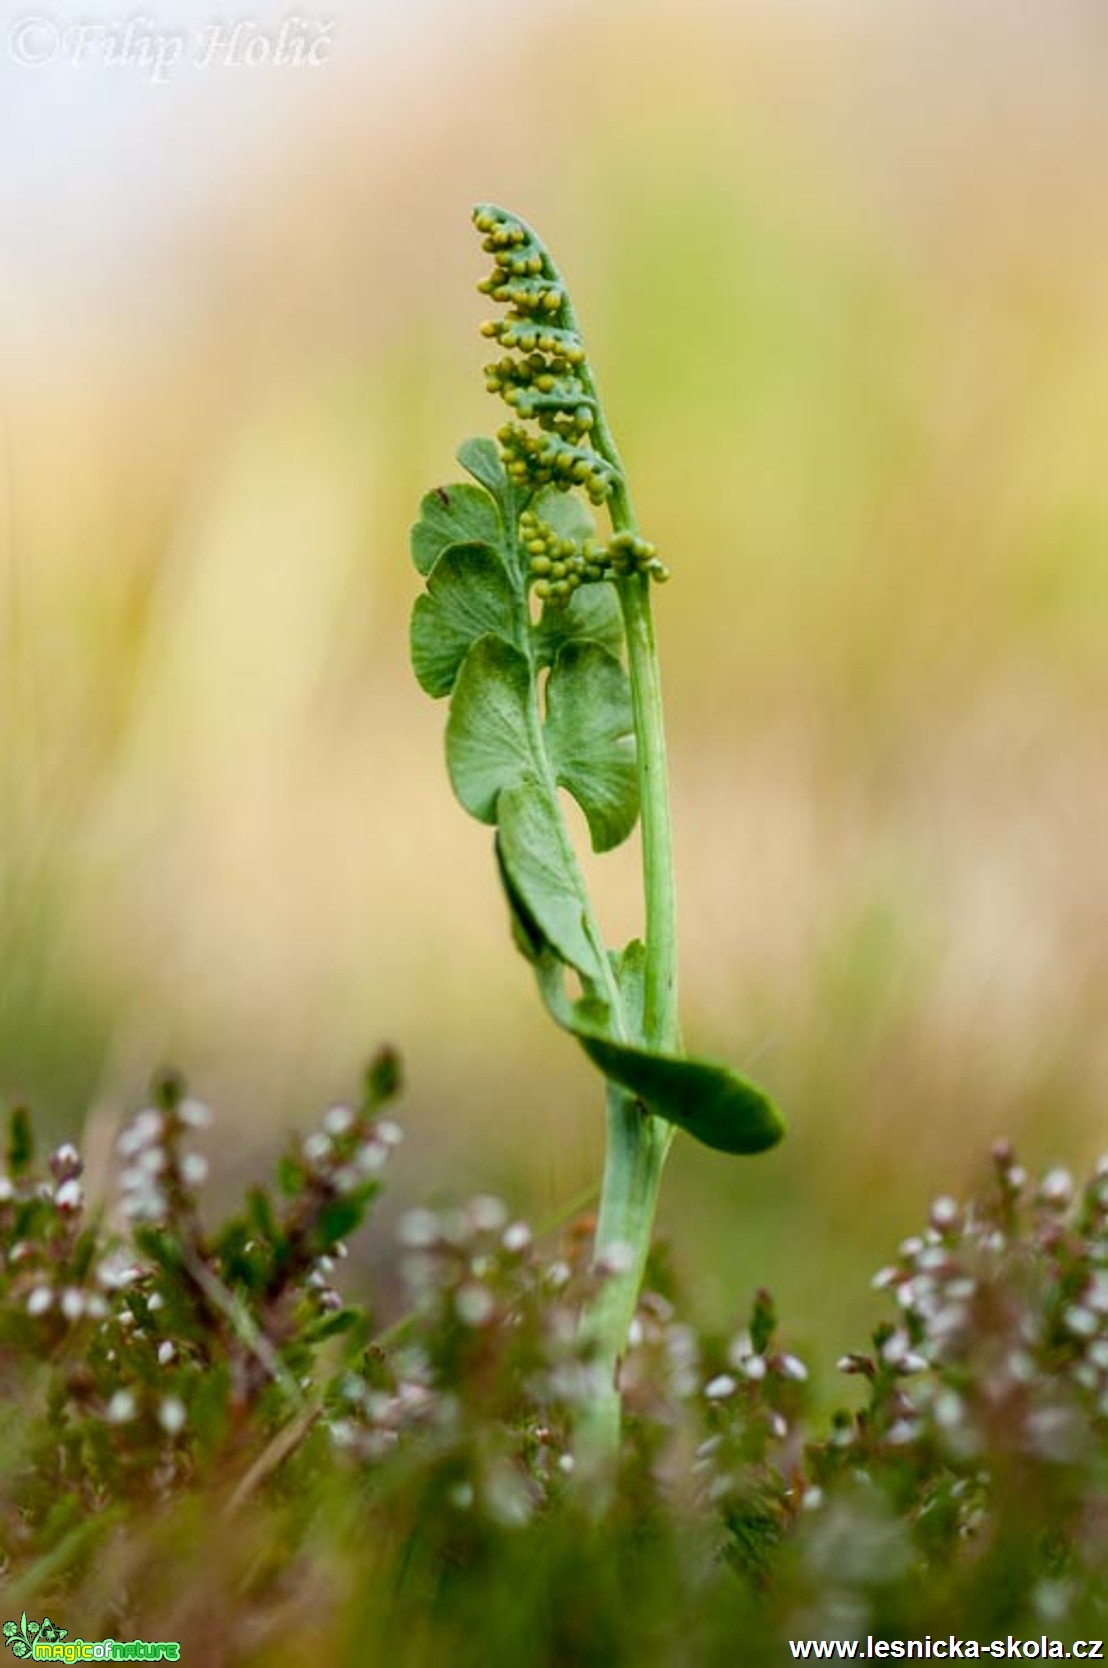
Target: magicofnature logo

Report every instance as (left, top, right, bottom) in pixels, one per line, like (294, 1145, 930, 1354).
(3, 1621, 180, 1662)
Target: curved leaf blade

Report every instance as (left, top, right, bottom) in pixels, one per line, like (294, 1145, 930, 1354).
(497, 780, 602, 982)
(545, 642, 638, 853)
(574, 1031, 784, 1156)
(410, 542, 519, 698)
(496, 877, 783, 1157)
(457, 436, 508, 501)
(533, 582, 625, 669)
(411, 483, 501, 577)
(445, 636, 533, 823)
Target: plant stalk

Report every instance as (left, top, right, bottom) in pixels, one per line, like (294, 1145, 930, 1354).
(576, 437, 681, 1483)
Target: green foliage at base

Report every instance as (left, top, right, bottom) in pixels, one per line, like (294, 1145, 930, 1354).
(4, 1093, 1108, 1662)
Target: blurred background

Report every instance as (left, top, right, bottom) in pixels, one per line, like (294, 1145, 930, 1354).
(1, 0, 1106, 1371)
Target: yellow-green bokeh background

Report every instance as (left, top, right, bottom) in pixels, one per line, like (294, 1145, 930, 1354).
(2, 0, 1106, 1366)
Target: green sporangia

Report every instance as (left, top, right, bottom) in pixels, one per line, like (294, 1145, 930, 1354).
(410, 205, 784, 1485)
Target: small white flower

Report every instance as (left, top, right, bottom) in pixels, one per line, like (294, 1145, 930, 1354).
(502, 1221, 532, 1254)
(157, 1340, 176, 1366)
(54, 1178, 83, 1212)
(129, 1109, 164, 1149)
(106, 1390, 137, 1424)
(1040, 1167, 1074, 1209)
(61, 1288, 86, 1321)
(375, 1119, 403, 1148)
(398, 1208, 440, 1249)
(778, 1353, 809, 1383)
(1064, 1305, 1098, 1339)
(323, 1104, 356, 1137)
(354, 1141, 388, 1176)
(302, 1132, 332, 1165)
(1007, 1341, 1034, 1381)
(704, 1373, 738, 1400)
(180, 1152, 208, 1187)
(933, 1389, 964, 1430)
(158, 1397, 186, 1436)
(97, 1255, 141, 1290)
(883, 1334, 928, 1374)
(178, 1097, 212, 1129)
(455, 1283, 496, 1327)
(122, 1185, 167, 1223)
(929, 1196, 959, 1230)
(27, 1286, 53, 1316)
(468, 1194, 508, 1234)
(0, 1175, 14, 1203)
(741, 1354, 767, 1381)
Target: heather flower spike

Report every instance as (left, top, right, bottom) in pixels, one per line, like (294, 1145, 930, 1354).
(410, 205, 784, 1486)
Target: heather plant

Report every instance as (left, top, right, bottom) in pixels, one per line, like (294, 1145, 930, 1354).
(6, 1080, 1108, 1658)
(409, 205, 785, 1474)
(0, 1054, 402, 1596)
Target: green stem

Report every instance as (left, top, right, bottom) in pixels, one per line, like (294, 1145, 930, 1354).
(577, 348, 680, 1055)
(575, 406, 681, 1487)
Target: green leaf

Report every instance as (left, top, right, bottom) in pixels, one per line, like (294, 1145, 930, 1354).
(246, 1185, 280, 1247)
(410, 483, 501, 577)
(457, 436, 508, 500)
(410, 542, 519, 698)
(301, 1307, 361, 1345)
(365, 1045, 402, 1106)
(533, 582, 624, 668)
(531, 484, 595, 545)
(574, 1031, 784, 1156)
(497, 781, 602, 982)
(7, 1105, 33, 1176)
(545, 642, 638, 852)
(316, 1194, 374, 1247)
(445, 637, 533, 823)
(498, 884, 783, 1157)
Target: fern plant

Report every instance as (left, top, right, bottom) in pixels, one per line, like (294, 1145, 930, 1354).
(409, 205, 785, 1479)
